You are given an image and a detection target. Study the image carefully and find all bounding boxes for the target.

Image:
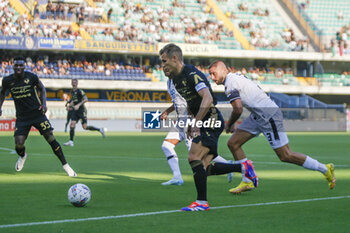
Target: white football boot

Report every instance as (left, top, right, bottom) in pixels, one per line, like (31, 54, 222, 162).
(63, 140, 74, 147)
(100, 128, 107, 138)
(63, 163, 77, 177)
(161, 178, 184, 186)
(15, 153, 27, 171)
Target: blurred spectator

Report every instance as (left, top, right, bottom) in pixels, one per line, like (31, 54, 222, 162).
(225, 10, 237, 19)
(343, 43, 350, 55)
(299, 0, 309, 9)
(238, 3, 248, 11)
(239, 21, 251, 29)
(253, 8, 269, 17)
(337, 10, 344, 20)
(0, 55, 303, 85)
(107, 8, 113, 23)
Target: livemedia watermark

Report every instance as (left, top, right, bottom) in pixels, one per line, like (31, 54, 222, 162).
(142, 107, 222, 132)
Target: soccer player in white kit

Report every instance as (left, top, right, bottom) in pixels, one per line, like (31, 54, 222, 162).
(160, 78, 232, 185)
(208, 61, 336, 193)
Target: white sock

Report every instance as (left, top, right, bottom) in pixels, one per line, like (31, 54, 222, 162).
(212, 155, 228, 163)
(302, 156, 328, 174)
(233, 158, 250, 182)
(162, 141, 182, 179)
(196, 200, 208, 205)
(234, 158, 247, 164)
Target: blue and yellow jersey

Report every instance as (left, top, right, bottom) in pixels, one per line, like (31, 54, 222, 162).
(69, 89, 86, 112)
(1, 71, 42, 120)
(171, 64, 217, 116)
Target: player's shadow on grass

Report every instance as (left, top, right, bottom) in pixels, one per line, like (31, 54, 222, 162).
(64, 172, 168, 185)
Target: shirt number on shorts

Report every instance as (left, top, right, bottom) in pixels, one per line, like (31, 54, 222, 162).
(266, 132, 273, 142)
(40, 121, 51, 130)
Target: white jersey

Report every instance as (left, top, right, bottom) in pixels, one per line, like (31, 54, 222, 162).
(224, 72, 279, 120)
(166, 79, 191, 150)
(167, 79, 188, 118)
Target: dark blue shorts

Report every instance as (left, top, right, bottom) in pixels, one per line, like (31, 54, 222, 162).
(192, 109, 224, 157)
(71, 110, 87, 125)
(15, 115, 53, 137)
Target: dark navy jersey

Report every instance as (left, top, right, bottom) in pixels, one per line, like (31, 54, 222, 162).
(171, 64, 217, 116)
(1, 71, 42, 120)
(69, 89, 86, 112)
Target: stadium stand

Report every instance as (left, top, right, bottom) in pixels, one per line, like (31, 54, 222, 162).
(314, 73, 350, 87)
(295, 0, 350, 51)
(0, 0, 349, 86)
(269, 92, 346, 119)
(88, 0, 242, 48)
(152, 62, 302, 86)
(0, 56, 150, 81)
(270, 92, 345, 111)
(215, 0, 309, 51)
(296, 0, 350, 37)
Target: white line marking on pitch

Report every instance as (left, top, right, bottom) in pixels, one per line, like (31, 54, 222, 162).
(0, 147, 16, 154)
(0, 196, 349, 229)
(0, 151, 348, 167)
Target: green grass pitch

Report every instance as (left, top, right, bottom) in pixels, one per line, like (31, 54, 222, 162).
(0, 132, 349, 233)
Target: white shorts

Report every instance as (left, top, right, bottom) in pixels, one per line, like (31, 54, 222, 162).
(165, 126, 192, 151)
(238, 110, 289, 149)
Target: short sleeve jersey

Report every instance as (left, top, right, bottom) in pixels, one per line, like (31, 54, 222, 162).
(1, 71, 42, 120)
(172, 64, 217, 116)
(70, 89, 86, 112)
(224, 72, 279, 120)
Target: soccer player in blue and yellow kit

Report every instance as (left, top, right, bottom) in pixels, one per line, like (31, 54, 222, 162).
(63, 78, 106, 147)
(159, 44, 258, 211)
(0, 56, 77, 176)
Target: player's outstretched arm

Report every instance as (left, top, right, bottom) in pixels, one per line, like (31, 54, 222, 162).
(226, 99, 243, 133)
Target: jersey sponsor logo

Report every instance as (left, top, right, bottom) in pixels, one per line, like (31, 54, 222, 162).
(193, 74, 203, 84)
(143, 110, 161, 129)
(10, 85, 31, 99)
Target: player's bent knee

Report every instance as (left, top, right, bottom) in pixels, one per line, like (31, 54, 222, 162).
(276, 151, 292, 162)
(278, 155, 289, 162)
(227, 140, 240, 152)
(275, 146, 292, 163)
(44, 133, 55, 143)
(188, 152, 201, 162)
(162, 141, 175, 155)
(15, 140, 25, 147)
(15, 143, 25, 149)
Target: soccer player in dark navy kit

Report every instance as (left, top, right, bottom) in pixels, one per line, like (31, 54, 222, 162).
(63, 92, 73, 133)
(0, 56, 77, 176)
(159, 44, 258, 211)
(63, 79, 105, 147)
